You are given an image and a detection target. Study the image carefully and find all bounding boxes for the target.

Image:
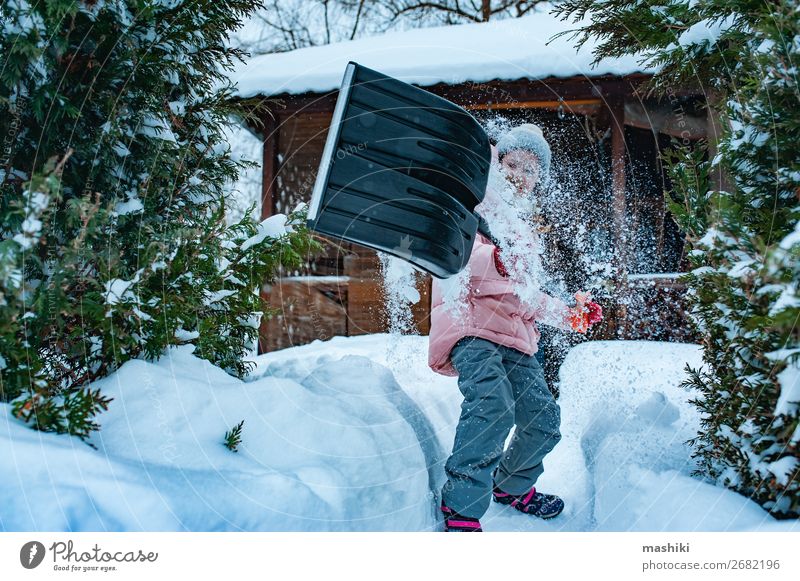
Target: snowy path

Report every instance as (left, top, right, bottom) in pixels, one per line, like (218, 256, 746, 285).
(247, 335, 795, 532)
(1, 334, 797, 532)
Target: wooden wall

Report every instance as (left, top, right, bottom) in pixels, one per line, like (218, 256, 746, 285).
(260, 108, 434, 353)
(259, 256, 431, 353)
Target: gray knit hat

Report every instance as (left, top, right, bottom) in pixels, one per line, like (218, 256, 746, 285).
(495, 123, 551, 179)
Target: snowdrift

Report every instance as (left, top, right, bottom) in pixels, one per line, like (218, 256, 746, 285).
(1, 336, 796, 532)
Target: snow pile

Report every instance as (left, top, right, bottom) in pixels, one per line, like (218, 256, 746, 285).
(231, 5, 655, 98)
(2, 336, 797, 532)
(0, 344, 436, 531)
(554, 341, 783, 531)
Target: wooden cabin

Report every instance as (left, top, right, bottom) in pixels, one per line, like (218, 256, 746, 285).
(231, 12, 708, 353)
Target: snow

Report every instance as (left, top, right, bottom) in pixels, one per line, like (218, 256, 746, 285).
(677, 15, 738, 49)
(279, 275, 350, 283)
(113, 142, 131, 157)
(696, 227, 732, 248)
(769, 283, 800, 315)
(475, 163, 549, 308)
(728, 258, 756, 278)
(775, 359, 800, 419)
(1, 336, 796, 532)
(11, 190, 48, 250)
(113, 196, 144, 215)
(103, 271, 142, 306)
(2, 0, 45, 37)
(203, 289, 237, 305)
(379, 253, 421, 334)
(438, 263, 471, 319)
(766, 457, 799, 488)
(0, 342, 431, 531)
(240, 214, 289, 250)
(556, 341, 787, 531)
(12, 217, 42, 249)
(779, 220, 800, 250)
(137, 113, 177, 143)
(231, 6, 656, 98)
(628, 272, 683, 280)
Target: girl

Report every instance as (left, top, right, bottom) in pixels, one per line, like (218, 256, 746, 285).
(429, 123, 602, 532)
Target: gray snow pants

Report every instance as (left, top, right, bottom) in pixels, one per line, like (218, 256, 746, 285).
(440, 336, 562, 519)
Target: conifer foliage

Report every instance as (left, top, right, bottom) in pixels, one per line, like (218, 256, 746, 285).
(554, 0, 799, 516)
(0, 1, 317, 440)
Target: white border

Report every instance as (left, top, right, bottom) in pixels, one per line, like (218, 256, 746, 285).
(4, 532, 798, 579)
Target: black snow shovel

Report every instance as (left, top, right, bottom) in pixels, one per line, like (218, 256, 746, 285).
(306, 62, 491, 278)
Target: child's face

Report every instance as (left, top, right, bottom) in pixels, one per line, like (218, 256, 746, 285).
(500, 149, 540, 198)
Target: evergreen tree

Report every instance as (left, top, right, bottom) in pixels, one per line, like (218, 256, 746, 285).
(0, 1, 318, 441)
(553, 0, 799, 516)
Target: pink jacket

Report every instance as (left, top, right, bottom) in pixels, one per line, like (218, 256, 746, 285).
(428, 232, 574, 377)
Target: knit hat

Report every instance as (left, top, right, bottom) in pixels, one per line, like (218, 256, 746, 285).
(495, 123, 551, 179)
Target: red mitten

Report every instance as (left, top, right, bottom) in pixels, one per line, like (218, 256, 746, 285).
(586, 301, 603, 325)
(569, 292, 603, 333)
(568, 308, 589, 333)
(493, 245, 509, 277)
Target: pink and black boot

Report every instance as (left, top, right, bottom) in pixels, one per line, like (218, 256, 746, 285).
(492, 485, 565, 519)
(440, 501, 483, 532)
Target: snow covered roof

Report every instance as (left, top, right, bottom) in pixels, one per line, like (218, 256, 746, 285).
(232, 7, 655, 99)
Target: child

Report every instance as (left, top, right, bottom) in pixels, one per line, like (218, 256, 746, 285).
(429, 123, 602, 532)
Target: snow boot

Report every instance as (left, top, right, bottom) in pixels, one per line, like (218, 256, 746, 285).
(492, 485, 564, 519)
(440, 501, 483, 532)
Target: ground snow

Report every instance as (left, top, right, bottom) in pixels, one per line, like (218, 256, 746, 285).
(1, 336, 796, 532)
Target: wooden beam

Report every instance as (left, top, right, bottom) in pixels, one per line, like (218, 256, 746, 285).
(261, 113, 278, 221)
(608, 93, 629, 336)
(624, 100, 707, 140)
(252, 74, 662, 117)
(433, 75, 648, 106)
(464, 98, 602, 112)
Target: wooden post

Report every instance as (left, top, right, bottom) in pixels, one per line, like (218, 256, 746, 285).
(257, 114, 278, 354)
(608, 94, 629, 337)
(261, 113, 278, 221)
